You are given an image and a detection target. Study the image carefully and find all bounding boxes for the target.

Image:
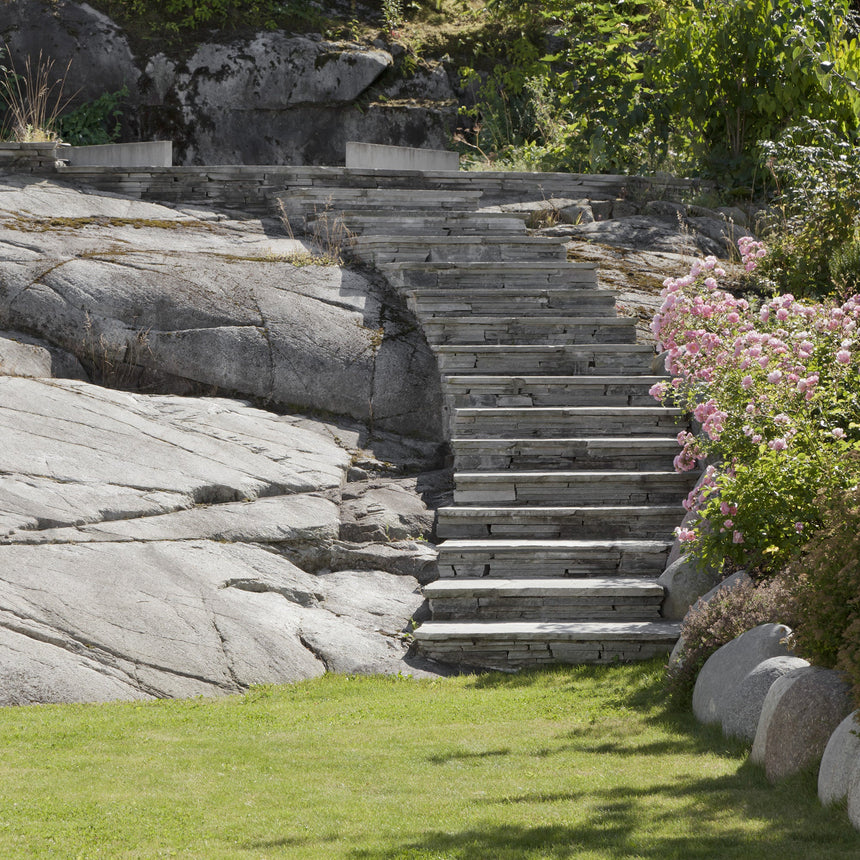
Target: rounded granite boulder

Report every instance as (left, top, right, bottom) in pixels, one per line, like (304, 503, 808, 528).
(692, 623, 793, 726)
(752, 666, 854, 783)
(819, 710, 860, 806)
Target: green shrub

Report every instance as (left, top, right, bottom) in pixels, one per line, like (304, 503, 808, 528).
(57, 87, 127, 146)
(757, 118, 860, 299)
(780, 486, 860, 707)
(650, 0, 859, 183)
(830, 236, 860, 297)
(667, 575, 797, 703)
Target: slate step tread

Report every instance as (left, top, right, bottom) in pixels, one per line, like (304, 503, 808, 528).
(414, 620, 681, 642)
(424, 577, 665, 597)
(444, 375, 666, 386)
(438, 538, 672, 552)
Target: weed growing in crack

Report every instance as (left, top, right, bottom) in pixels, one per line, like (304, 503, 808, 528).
(80, 313, 154, 390)
(277, 198, 354, 266)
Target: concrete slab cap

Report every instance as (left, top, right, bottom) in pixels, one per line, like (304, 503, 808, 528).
(346, 141, 459, 172)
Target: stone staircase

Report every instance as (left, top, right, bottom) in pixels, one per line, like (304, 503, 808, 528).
(277, 178, 694, 670)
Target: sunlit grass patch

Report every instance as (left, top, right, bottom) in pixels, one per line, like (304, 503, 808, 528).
(0, 661, 856, 858)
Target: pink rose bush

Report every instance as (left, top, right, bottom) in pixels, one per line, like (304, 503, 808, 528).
(651, 239, 860, 572)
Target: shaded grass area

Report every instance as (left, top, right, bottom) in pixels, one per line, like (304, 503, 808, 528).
(0, 661, 856, 858)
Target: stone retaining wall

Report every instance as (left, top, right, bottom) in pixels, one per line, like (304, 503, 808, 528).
(1, 143, 709, 214)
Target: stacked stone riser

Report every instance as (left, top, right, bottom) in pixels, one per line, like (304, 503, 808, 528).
(430, 599, 663, 621)
(443, 376, 664, 408)
(310, 211, 527, 236)
(453, 471, 698, 506)
(437, 505, 685, 539)
(436, 541, 671, 577)
(436, 344, 659, 375)
(451, 438, 682, 472)
(423, 317, 637, 345)
(409, 289, 618, 317)
(351, 236, 568, 265)
(417, 621, 681, 669)
(453, 406, 687, 437)
(379, 261, 600, 290)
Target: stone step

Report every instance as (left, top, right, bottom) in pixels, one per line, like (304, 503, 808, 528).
(451, 437, 681, 471)
(276, 187, 484, 219)
(407, 288, 617, 318)
(316, 210, 526, 236)
(436, 344, 656, 375)
(442, 375, 664, 408)
(413, 619, 682, 667)
(350, 235, 568, 265)
(436, 538, 671, 578)
(426, 577, 665, 621)
(453, 406, 687, 438)
(423, 316, 636, 346)
(453, 470, 697, 506)
(380, 260, 599, 289)
(436, 505, 685, 539)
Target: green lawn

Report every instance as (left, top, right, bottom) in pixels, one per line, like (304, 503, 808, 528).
(0, 661, 856, 859)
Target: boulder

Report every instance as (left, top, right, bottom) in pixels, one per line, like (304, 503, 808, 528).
(722, 655, 811, 741)
(696, 570, 753, 607)
(848, 757, 860, 830)
(0, 2, 457, 165)
(752, 666, 854, 782)
(0, 0, 140, 104)
(545, 215, 716, 255)
(819, 710, 860, 806)
(692, 623, 794, 725)
(657, 554, 721, 620)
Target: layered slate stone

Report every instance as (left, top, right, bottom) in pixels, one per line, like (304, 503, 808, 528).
(286, 180, 688, 668)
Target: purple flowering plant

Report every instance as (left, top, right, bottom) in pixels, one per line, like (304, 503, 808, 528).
(650, 238, 860, 573)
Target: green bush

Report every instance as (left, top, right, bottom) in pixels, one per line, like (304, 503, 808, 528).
(756, 118, 860, 299)
(57, 87, 127, 146)
(650, 0, 859, 183)
(90, 0, 329, 38)
(780, 487, 860, 706)
(830, 236, 860, 296)
(667, 575, 797, 702)
(458, 0, 662, 173)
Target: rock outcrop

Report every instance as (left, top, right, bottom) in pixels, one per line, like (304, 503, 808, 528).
(0, 373, 442, 704)
(0, 174, 454, 704)
(0, 0, 457, 165)
(0, 175, 443, 443)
